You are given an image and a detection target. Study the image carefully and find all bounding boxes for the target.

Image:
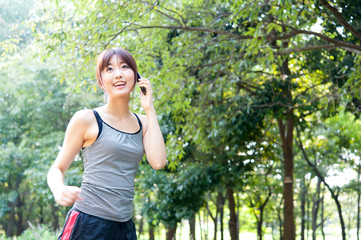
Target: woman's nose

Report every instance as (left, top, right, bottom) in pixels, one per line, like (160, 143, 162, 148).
(115, 68, 123, 78)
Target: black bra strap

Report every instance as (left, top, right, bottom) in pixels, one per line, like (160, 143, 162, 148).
(92, 110, 103, 140)
(133, 113, 143, 130)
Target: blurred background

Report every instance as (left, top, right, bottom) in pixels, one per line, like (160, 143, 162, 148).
(1, 0, 361, 239)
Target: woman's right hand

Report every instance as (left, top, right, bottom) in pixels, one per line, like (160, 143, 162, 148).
(54, 185, 82, 207)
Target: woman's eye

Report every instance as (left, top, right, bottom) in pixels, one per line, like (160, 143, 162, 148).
(106, 67, 113, 71)
(121, 65, 129, 69)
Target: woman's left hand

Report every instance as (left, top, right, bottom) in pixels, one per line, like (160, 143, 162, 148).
(138, 77, 154, 113)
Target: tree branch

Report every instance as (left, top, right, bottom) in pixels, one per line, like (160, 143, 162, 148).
(156, 3, 188, 26)
(154, 9, 184, 26)
(251, 102, 291, 108)
(294, 82, 326, 102)
(219, 2, 252, 29)
(270, 30, 301, 41)
(206, 202, 216, 222)
(276, 44, 338, 55)
(319, 0, 361, 41)
(104, 0, 157, 48)
(275, 23, 361, 53)
(247, 195, 260, 222)
(129, 24, 253, 40)
(298, 29, 361, 52)
(289, 93, 339, 110)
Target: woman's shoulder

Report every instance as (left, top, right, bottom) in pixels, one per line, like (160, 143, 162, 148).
(134, 113, 147, 123)
(134, 113, 148, 134)
(71, 109, 96, 126)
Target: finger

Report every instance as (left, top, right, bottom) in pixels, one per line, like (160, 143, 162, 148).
(57, 196, 74, 207)
(69, 186, 83, 200)
(138, 83, 152, 91)
(67, 186, 81, 195)
(60, 194, 82, 205)
(61, 199, 75, 207)
(61, 191, 77, 202)
(138, 81, 150, 87)
(61, 189, 80, 202)
(66, 190, 81, 200)
(138, 79, 151, 85)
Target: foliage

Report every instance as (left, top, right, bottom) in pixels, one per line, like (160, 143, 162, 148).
(138, 163, 220, 228)
(1, 0, 361, 239)
(0, 44, 94, 235)
(0, 224, 57, 240)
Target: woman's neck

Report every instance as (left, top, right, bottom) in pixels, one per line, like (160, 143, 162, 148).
(104, 97, 131, 119)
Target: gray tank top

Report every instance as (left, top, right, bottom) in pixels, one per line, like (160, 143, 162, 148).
(73, 110, 144, 222)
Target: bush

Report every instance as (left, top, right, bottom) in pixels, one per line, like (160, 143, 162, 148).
(0, 224, 58, 240)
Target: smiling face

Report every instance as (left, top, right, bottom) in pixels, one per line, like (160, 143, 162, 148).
(101, 55, 135, 97)
(95, 48, 138, 98)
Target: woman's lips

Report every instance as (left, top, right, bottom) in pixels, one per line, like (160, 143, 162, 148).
(113, 81, 126, 88)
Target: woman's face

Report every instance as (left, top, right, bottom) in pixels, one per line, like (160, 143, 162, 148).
(100, 55, 135, 98)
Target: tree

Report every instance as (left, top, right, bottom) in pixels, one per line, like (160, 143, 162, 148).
(36, 0, 361, 239)
(138, 163, 221, 239)
(295, 109, 361, 240)
(0, 45, 100, 235)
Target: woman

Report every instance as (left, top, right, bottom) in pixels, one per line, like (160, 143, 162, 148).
(47, 48, 167, 240)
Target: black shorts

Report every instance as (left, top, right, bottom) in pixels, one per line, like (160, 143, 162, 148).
(58, 208, 137, 240)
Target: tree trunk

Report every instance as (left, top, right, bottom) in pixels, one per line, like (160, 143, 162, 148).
(149, 225, 155, 240)
(189, 213, 196, 240)
(227, 188, 238, 240)
(278, 111, 295, 240)
(16, 190, 25, 236)
(248, 190, 272, 240)
(166, 225, 177, 240)
(357, 162, 361, 240)
(51, 204, 59, 231)
(39, 201, 44, 224)
(300, 176, 306, 240)
(277, 197, 284, 240)
(312, 178, 321, 240)
(296, 127, 346, 240)
(205, 208, 209, 240)
(220, 192, 225, 240)
(321, 188, 326, 240)
(6, 202, 15, 237)
(236, 193, 240, 239)
(207, 193, 222, 240)
(257, 218, 263, 240)
(208, 191, 225, 240)
(138, 217, 143, 237)
(25, 200, 35, 228)
(332, 189, 346, 240)
(198, 212, 203, 240)
(6, 177, 22, 237)
(258, 193, 271, 240)
(16, 198, 23, 236)
(306, 187, 310, 240)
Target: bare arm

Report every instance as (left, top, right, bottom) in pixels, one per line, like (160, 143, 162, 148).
(142, 109, 167, 169)
(138, 78, 167, 170)
(47, 110, 92, 206)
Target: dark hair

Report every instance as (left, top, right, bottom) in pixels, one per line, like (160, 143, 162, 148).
(96, 48, 138, 89)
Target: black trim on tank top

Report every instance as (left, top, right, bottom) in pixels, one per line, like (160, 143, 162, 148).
(133, 112, 143, 130)
(92, 110, 103, 140)
(93, 110, 142, 135)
